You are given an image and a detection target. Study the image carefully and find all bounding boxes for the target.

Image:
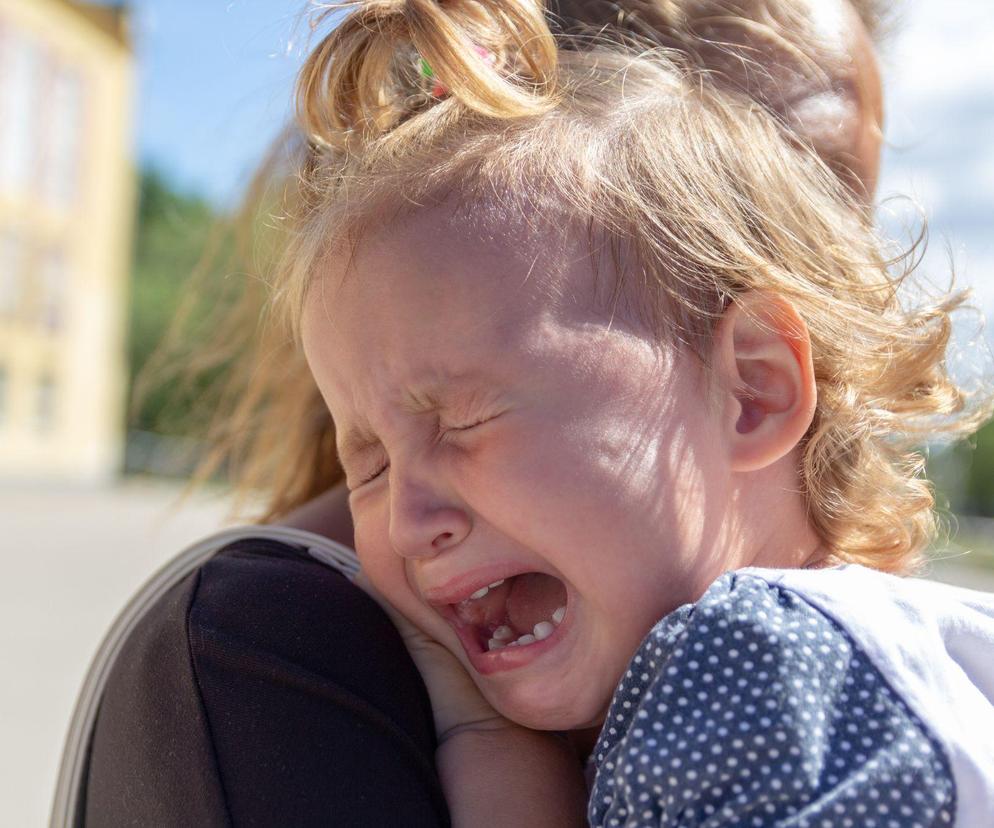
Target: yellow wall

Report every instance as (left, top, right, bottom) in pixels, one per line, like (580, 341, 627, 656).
(0, 0, 134, 481)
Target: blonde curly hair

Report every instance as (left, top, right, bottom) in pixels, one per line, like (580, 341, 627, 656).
(158, 0, 988, 574)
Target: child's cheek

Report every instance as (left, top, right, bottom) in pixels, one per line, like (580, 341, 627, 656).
(352, 507, 410, 606)
(461, 411, 605, 517)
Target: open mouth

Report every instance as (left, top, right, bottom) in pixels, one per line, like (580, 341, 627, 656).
(438, 572, 569, 653)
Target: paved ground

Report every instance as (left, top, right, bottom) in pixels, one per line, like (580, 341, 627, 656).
(1, 481, 232, 827)
(2, 482, 993, 826)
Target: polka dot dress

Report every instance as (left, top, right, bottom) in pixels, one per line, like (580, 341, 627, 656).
(588, 573, 956, 827)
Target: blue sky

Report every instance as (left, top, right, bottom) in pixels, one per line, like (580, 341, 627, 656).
(116, 0, 308, 204)
(874, 0, 994, 349)
(109, 0, 992, 322)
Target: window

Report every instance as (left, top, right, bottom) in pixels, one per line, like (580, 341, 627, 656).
(41, 63, 84, 209)
(0, 228, 25, 319)
(37, 247, 67, 332)
(0, 28, 42, 197)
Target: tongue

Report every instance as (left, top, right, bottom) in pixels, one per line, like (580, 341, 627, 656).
(452, 582, 511, 629)
(505, 573, 567, 634)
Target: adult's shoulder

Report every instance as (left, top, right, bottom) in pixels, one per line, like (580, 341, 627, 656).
(91, 534, 426, 748)
(79, 535, 445, 827)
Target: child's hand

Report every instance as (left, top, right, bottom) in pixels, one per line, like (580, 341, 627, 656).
(353, 571, 509, 743)
(355, 572, 590, 827)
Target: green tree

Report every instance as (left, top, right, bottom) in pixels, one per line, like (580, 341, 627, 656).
(961, 418, 994, 516)
(125, 168, 224, 436)
(927, 417, 994, 520)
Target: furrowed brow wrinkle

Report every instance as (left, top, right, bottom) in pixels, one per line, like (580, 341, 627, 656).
(337, 426, 381, 467)
(442, 384, 507, 422)
(337, 372, 508, 464)
(406, 367, 507, 408)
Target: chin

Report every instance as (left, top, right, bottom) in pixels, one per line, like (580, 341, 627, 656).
(481, 677, 608, 732)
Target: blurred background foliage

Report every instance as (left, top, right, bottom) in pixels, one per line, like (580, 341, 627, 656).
(124, 167, 240, 475)
(963, 433, 994, 516)
(929, 428, 994, 517)
(127, 168, 219, 434)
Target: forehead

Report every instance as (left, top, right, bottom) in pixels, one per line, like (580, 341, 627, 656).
(337, 199, 585, 307)
(300, 201, 687, 469)
(301, 202, 612, 393)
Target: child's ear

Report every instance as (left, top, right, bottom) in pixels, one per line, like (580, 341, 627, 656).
(711, 293, 817, 473)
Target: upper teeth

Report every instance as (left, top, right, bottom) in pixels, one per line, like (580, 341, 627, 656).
(468, 579, 505, 600)
(486, 605, 566, 651)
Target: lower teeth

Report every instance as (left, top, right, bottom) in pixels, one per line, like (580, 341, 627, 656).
(486, 606, 566, 651)
(533, 621, 554, 640)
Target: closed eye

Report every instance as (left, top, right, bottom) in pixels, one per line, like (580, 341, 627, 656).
(351, 460, 389, 489)
(350, 413, 503, 490)
(448, 415, 493, 432)
(440, 411, 502, 440)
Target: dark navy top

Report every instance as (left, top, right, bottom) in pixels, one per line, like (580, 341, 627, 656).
(588, 572, 959, 827)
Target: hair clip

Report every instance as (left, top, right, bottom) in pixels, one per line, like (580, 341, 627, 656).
(417, 45, 496, 99)
(417, 55, 446, 98)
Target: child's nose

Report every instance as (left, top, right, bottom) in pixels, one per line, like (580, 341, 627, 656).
(388, 473, 471, 559)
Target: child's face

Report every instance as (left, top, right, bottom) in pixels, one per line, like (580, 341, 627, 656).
(303, 206, 744, 730)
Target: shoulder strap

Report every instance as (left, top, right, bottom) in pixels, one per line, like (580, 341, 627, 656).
(49, 526, 359, 828)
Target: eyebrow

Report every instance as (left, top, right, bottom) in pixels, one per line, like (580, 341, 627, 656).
(335, 372, 502, 465)
(337, 422, 381, 467)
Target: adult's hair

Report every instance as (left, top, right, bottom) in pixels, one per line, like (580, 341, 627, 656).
(551, 0, 886, 196)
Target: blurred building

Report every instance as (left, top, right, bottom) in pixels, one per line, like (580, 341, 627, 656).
(0, 0, 133, 481)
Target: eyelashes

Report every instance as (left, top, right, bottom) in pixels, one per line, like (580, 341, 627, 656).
(353, 460, 389, 488)
(440, 414, 496, 436)
(349, 413, 502, 490)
